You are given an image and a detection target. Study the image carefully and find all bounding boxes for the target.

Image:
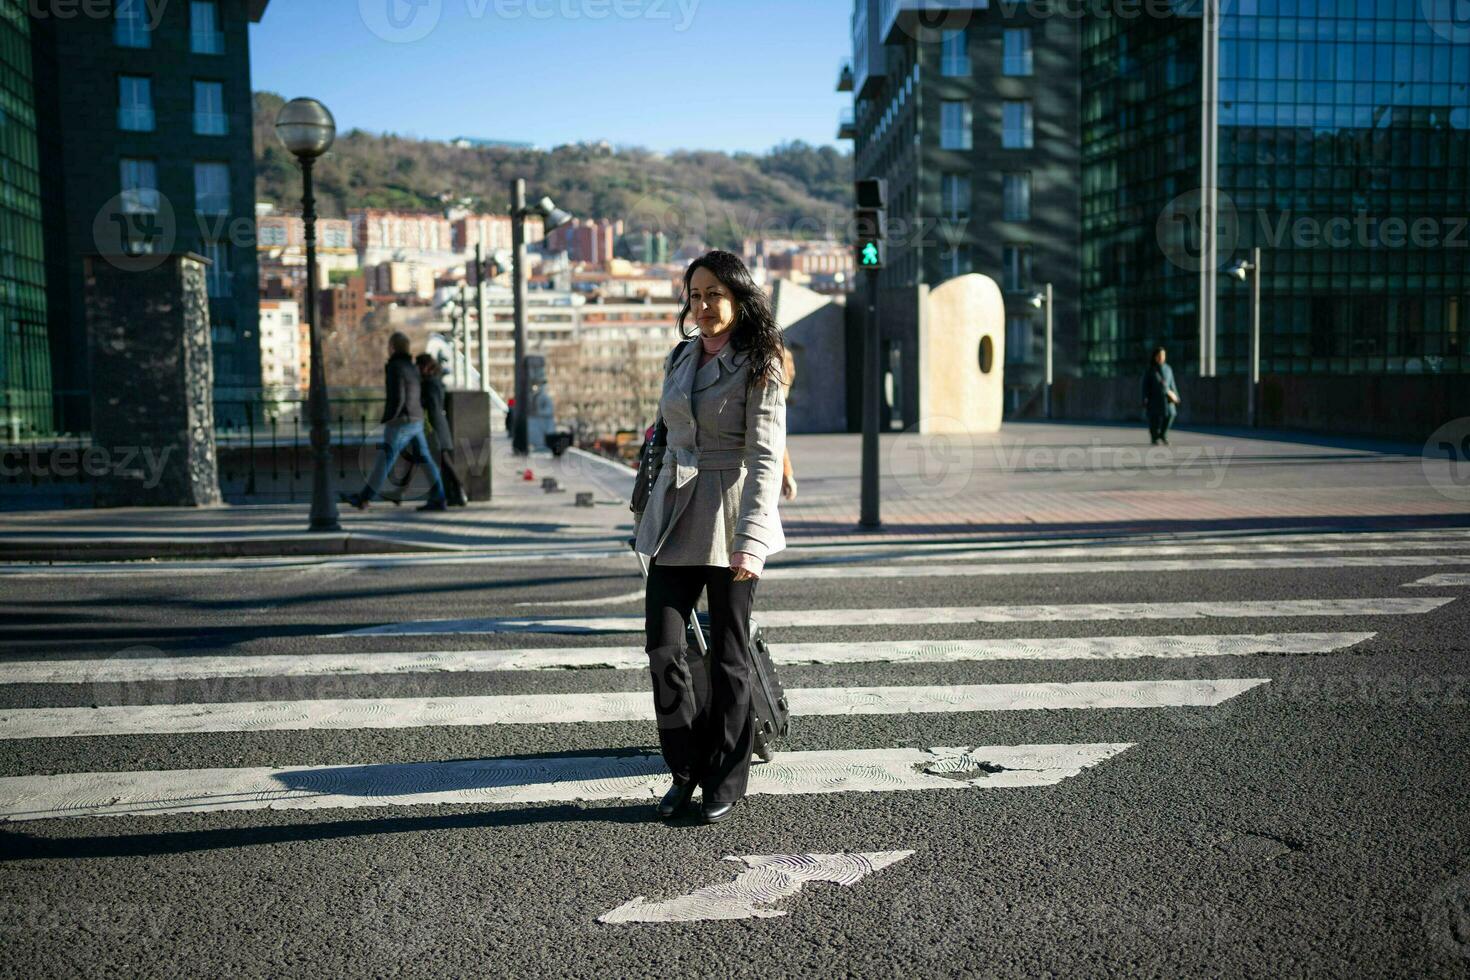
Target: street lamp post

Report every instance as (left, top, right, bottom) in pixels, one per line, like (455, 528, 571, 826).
(509, 178, 573, 454)
(1228, 247, 1262, 427)
(1029, 283, 1054, 419)
(275, 97, 339, 532)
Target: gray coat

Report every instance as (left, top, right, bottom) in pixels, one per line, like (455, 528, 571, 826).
(633, 339, 787, 567)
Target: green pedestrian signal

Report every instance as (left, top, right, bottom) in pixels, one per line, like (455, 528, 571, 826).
(861, 242, 880, 266)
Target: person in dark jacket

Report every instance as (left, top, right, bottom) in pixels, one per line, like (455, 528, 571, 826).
(343, 332, 446, 511)
(389, 355, 469, 506)
(1141, 345, 1181, 445)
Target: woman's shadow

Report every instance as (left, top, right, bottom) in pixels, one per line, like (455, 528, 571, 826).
(2, 749, 670, 862)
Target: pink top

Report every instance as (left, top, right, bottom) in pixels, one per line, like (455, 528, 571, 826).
(696, 329, 763, 579)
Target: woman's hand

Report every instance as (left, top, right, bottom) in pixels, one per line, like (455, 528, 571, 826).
(732, 566, 759, 582)
(781, 473, 798, 501)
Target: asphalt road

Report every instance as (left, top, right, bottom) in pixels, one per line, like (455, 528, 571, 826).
(1, 527, 1468, 978)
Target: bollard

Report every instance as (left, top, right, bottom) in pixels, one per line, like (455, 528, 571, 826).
(575, 492, 594, 507)
(542, 477, 563, 493)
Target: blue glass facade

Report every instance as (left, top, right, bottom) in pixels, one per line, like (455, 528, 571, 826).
(1082, 1, 1470, 378)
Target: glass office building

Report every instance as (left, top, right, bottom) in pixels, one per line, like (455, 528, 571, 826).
(0, 5, 51, 438)
(1081, 1, 1470, 378)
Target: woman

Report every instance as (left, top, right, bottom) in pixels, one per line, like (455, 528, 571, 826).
(632, 250, 787, 825)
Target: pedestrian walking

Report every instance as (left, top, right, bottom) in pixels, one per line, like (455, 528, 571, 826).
(632, 249, 787, 825)
(397, 355, 470, 506)
(343, 332, 447, 512)
(1141, 345, 1181, 445)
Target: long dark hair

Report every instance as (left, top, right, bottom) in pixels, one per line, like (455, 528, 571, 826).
(676, 250, 784, 393)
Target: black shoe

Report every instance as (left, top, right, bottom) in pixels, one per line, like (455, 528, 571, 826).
(656, 781, 697, 820)
(701, 799, 737, 825)
(417, 498, 448, 512)
(341, 492, 369, 511)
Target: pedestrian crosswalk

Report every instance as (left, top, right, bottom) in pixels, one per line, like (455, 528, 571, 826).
(0, 526, 1463, 824)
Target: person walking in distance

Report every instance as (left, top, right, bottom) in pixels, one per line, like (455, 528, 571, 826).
(633, 250, 787, 825)
(343, 332, 447, 512)
(1141, 345, 1181, 446)
(414, 354, 469, 506)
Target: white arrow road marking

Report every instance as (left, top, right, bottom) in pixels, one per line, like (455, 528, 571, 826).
(761, 555, 1470, 580)
(1403, 573, 1470, 587)
(0, 743, 1132, 821)
(330, 597, 1453, 636)
(0, 679, 1267, 739)
(598, 851, 915, 924)
(0, 633, 1374, 685)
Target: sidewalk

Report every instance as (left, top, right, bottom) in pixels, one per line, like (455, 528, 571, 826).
(0, 432, 639, 562)
(1, 422, 1464, 562)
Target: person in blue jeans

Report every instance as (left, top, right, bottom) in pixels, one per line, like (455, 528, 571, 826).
(343, 332, 447, 512)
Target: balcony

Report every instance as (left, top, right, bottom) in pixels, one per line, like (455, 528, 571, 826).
(837, 109, 857, 140)
(880, 0, 989, 45)
(837, 59, 854, 92)
(855, 44, 889, 98)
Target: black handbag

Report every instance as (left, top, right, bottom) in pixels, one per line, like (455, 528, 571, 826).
(630, 339, 694, 515)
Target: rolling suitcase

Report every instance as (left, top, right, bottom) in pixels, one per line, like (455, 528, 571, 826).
(628, 539, 790, 762)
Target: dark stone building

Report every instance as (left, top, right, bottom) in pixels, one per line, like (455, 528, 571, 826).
(31, 0, 269, 434)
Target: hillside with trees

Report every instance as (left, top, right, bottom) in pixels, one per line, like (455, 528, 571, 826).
(253, 92, 853, 250)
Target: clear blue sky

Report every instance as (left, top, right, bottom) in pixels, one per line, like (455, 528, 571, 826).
(250, 0, 853, 154)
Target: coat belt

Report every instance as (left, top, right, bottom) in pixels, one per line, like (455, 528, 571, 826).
(670, 447, 746, 489)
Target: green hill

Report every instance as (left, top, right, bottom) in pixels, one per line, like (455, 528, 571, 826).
(253, 92, 853, 251)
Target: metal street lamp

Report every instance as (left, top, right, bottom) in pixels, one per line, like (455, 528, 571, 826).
(509, 179, 574, 454)
(1227, 247, 1262, 427)
(1029, 283, 1054, 419)
(275, 97, 339, 532)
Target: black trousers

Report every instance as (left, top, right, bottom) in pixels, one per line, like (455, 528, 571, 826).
(644, 556, 758, 805)
(390, 444, 467, 502)
(1147, 410, 1174, 442)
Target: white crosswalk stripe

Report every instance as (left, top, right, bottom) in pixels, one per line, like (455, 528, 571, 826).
(762, 554, 1470, 581)
(0, 632, 1374, 684)
(0, 679, 1268, 739)
(331, 597, 1452, 636)
(0, 535, 1457, 822)
(0, 743, 1134, 822)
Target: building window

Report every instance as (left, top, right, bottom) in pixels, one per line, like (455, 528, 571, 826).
(941, 173, 971, 222)
(117, 75, 153, 132)
(1002, 101, 1034, 149)
(115, 0, 150, 47)
(941, 28, 970, 77)
(193, 81, 227, 135)
(190, 1, 224, 54)
(1006, 314, 1034, 364)
(258, 224, 287, 247)
(203, 240, 232, 297)
(119, 158, 160, 214)
(941, 100, 973, 150)
(940, 245, 972, 280)
(194, 162, 230, 214)
(1003, 29, 1033, 76)
(1002, 244, 1031, 292)
(280, 311, 295, 327)
(1003, 172, 1032, 221)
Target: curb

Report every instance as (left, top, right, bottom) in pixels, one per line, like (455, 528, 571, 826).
(0, 533, 442, 563)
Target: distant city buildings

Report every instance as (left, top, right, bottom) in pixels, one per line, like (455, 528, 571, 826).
(257, 299, 304, 390)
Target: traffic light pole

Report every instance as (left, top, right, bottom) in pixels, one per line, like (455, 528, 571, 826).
(859, 267, 881, 530)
